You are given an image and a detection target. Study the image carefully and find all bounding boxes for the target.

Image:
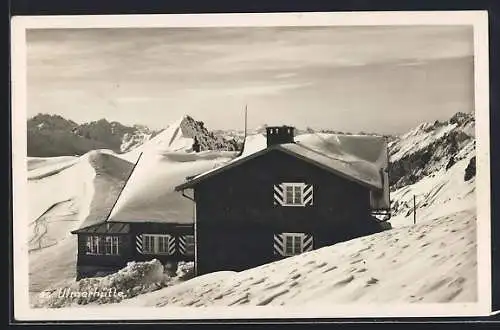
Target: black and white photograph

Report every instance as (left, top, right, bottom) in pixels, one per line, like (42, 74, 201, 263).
(11, 12, 491, 320)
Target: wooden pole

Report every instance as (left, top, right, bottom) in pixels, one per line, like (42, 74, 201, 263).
(413, 195, 416, 225)
(236, 105, 248, 157)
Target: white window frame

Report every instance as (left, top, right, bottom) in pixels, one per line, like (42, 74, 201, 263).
(86, 235, 100, 255)
(282, 183, 306, 206)
(86, 235, 119, 255)
(142, 234, 173, 255)
(282, 232, 305, 256)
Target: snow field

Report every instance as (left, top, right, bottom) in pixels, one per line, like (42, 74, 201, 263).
(118, 208, 476, 307)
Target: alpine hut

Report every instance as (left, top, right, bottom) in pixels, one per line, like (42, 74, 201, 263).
(175, 126, 391, 276)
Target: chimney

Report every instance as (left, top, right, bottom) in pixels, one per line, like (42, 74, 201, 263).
(266, 125, 295, 147)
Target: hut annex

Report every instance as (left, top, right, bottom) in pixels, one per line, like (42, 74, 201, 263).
(70, 151, 199, 280)
(175, 126, 391, 276)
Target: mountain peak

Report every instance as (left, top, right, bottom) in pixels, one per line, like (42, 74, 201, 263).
(449, 111, 474, 126)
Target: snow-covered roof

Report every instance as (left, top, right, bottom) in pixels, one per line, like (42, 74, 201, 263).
(106, 151, 235, 224)
(176, 133, 389, 191)
(102, 125, 389, 226)
(96, 115, 238, 225)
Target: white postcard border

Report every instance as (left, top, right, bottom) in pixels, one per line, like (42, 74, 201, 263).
(10, 11, 491, 321)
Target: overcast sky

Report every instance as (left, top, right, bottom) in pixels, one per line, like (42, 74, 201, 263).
(27, 25, 474, 134)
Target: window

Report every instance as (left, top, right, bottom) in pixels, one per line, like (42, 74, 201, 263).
(184, 235, 195, 256)
(143, 235, 155, 254)
(274, 233, 313, 257)
(85, 236, 119, 255)
(284, 183, 304, 206)
(274, 183, 313, 207)
(283, 233, 304, 256)
(142, 234, 173, 255)
(86, 236, 100, 255)
(104, 236, 119, 255)
(157, 235, 169, 254)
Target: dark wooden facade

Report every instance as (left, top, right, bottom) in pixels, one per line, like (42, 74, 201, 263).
(187, 148, 387, 275)
(72, 222, 194, 279)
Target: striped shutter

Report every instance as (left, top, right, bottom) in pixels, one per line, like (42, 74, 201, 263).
(136, 234, 143, 253)
(273, 233, 286, 256)
(302, 234, 314, 252)
(273, 183, 313, 206)
(273, 233, 314, 256)
(303, 184, 313, 206)
(167, 236, 176, 255)
(178, 235, 186, 255)
(273, 184, 285, 206)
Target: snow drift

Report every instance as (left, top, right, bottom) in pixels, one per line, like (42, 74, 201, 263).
(117, 208, 476, 307)
(33, 260, 196, 308)
(34, 259, 168, 308)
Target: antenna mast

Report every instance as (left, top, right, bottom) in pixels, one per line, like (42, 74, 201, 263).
(237, 104, 248, 157)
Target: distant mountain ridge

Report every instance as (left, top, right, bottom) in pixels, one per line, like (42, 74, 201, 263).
(388, 111, 475, 190)
(27, 114, 160, 157)
(27, 114, 242, 157)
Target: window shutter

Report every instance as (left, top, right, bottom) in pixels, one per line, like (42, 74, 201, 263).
(302, 234, 314, 252)
(178, 235, 186, 255)
(136, 234, 143, 253)
(273, 184, 285, 205)
(302, 184, 313, 206)
(168, 235, 176, 255)
(273, 233, 285, 256)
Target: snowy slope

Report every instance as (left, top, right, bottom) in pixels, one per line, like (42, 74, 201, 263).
(388, 112, 476, 228)
(28, 154, 96, 303)
(122, 115, 239, 161)
(28, 154, 95, 250)
(390, 141, 475, 228)
(28, 150, 135, 303)
(120, 129, 156, 153)
(389, 112, 474, 189)
(115, 208, 475, 306)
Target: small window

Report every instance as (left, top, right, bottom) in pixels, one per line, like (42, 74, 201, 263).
(86, 236, 100, 255)
(104, 236, 119, 255)
(157, 235, 169, 254)
(283, 183, 304, 206)
(283, 233, 304, 256)
(143, 235, 155, 254)
(86, 236, 119, 255)
(142, 234, 173, 255)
